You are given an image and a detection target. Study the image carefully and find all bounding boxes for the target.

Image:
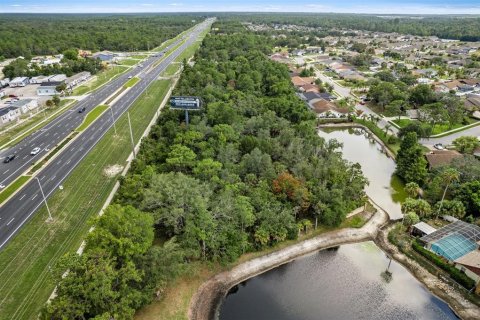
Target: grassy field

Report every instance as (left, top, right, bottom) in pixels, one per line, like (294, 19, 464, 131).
(72, 66, 128, 96)
(130, 54, 149, 59)
(0, 99, 75, 149)
(0, 176, 30, 204)
(0, 79, 172, 320)
(119, 59, 140, 66)
(76, 105, 109, 132)
(124, 77, 140, 88)
(162, 63, 181, 77)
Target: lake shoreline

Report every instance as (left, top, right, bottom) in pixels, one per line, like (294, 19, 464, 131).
(188, 203, 390, 320)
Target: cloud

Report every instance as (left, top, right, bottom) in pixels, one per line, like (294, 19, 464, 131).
(10, 4, 23, 7)
(168, 3, 183, 6)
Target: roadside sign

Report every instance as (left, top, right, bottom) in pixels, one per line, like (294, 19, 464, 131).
(170, 96, 202, 110)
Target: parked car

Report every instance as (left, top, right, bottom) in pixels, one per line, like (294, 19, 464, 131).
(433, 143, 444, 150)
(3, 154, 16, 163)
(78, 107, 86, 113)
(30, 147, 41, 155)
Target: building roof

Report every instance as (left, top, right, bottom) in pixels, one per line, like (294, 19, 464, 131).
(66, 71, 91, 83)
(291, 76, 314, 87)
(39, 81, 62, 88)
(412, 222, 437, 235)
(425, 150, 463, 168)
(0, 106, 19, 116)
(10, 77, 28, 82)
(455, 250, 480, 275)
(303, 92, 323, 101)
(10, 99, 35, 108)
(312, 99, 349, 114)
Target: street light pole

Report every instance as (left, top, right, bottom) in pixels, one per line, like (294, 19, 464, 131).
(127, 112, 136, 157)
(35, 177, 52, 222)
(109, 105, 117, 135)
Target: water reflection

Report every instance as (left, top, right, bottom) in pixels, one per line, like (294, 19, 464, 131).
(219, 242, 457, 320)
(318, 128, 404, 219)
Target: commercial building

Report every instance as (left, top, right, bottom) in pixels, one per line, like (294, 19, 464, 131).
(65, 71, 91, 89)
(37, 81, 62, 96)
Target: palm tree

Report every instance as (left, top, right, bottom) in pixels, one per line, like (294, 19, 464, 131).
(404, 182, 419, 199)
(435, 168, 460, 219)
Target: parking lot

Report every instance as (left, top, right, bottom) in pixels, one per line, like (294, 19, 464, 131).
(1, 84, 50, 105)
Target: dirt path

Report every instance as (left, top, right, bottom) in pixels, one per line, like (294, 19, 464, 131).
(188, 205, 389, 320)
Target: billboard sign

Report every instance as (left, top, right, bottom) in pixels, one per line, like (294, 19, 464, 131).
(170, 96, 202, 110)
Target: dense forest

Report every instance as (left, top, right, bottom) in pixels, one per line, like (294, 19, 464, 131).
(0, 14, 200, 58)
(220, 13, 480, 41)
(44, 22, 367, 319)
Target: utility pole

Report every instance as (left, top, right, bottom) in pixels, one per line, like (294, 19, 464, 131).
(109, 105, 117, 135)
(185, 110, 189, 127)
(127, 112, 136, 157)
(35, 177, 52, 222)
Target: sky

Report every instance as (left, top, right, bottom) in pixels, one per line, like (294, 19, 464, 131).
(1, 0, 480, 14)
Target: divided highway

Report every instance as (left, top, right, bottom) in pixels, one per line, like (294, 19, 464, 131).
(0, 19, 213, 250)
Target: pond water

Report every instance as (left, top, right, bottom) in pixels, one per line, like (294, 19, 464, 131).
(318, 128, 405, 220)
(219, 242, 457, 320)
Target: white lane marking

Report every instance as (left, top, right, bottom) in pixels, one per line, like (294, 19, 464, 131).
(66, 160, 71, 165)
(51, 175, 56, 180)
(6, 218, 14, 226)
(56, 160, 62, 165)
(31, 194, 38, 201)
(19, 194, 26, 201)
(40, 175, 46, 180)
(22, 155, 27, 159)
(3, 169, 9, 174)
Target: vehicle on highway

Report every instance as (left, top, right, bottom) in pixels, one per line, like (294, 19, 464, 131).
(30, 147, 41, 155)
(3, 154, 16, 163)
(433, 143, 444, 150)
(78, 107, 86, 113)
(128, 76, 133, 79)
(0, 184, 5, 189)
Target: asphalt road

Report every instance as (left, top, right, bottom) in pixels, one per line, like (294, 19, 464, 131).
(0, 19, 213, 250)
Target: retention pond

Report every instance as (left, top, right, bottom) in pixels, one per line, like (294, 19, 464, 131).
(219, 242, 457, 320)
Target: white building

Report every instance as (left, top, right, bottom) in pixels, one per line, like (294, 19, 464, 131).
(37, 81, 62, 96)
(10, 99, 38, 114)
(30, 75, 51, 84)
(0, 78, 10, 87)
(9, 77, 29, 87)
(0, 106, 21, 125)
(65, 71, 91, 89)
(48, 74, 67, 82)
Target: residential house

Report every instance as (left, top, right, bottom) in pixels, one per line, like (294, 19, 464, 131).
(37, 81, 62, 96)
(312, 99, 350, 118)
(0, 106, 21, 125)
(455, 250, 480, 285)
(291, 76, 314, 87)
(425, 150, 463, 169)
(9, 77, 29, 87)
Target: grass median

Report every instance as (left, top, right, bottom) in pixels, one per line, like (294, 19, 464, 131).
(76, 105, 109, 132)
(0, 79, 172, 320)
(124, 77, 140, 88)
(0, 176, 30, 205)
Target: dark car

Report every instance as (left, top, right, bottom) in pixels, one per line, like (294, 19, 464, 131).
(78, 107, 86, 113)
(3, 154, 16, 163)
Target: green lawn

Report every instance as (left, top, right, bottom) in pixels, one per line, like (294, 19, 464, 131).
(72, 66, 128, 96)
(129, 54, 148, 60)
(162, 63, 181, 77)
(391, 118, 479, 135)
(0, 99, 75, 149)
(124, 77, 140, 88)
(0, 79, 172, 320)
(76, 105, 109, 132)
(0, 176, 30, 204)
(119, 59, 140, 66)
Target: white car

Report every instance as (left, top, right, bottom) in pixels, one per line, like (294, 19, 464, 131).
(0, 184, 5, 189)
(433, 143, 444, 150)
(30, 147, 41, 155)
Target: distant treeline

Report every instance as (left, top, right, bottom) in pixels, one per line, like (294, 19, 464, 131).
(0, 14, 203, 58)
(219, 13, 480, 41)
